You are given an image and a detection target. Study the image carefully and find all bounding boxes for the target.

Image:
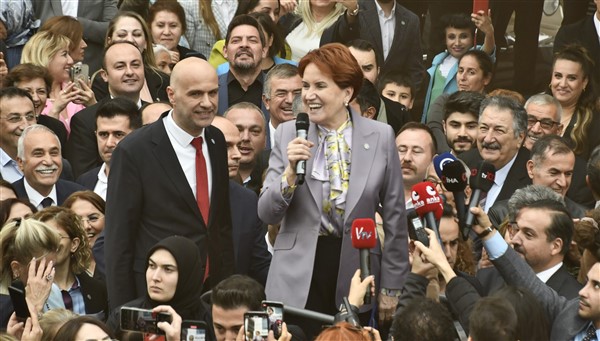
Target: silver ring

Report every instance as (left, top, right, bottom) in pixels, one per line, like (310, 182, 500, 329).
(46, 274, 53, 281)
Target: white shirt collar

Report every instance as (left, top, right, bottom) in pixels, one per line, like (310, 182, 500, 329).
(375, 0, 396, 19)
(164, 110, 207, 147)
(595, 200, 600, 209)
(483, 152, 518, 212)
(24, 178, 57, 209)
(269, 120, 277, 149)
(536, 262, 563, 283)
(594, 12, 600, 44)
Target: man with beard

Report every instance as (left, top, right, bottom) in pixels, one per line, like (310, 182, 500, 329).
(395, 122, 436, 207)
(76, 98, 142, 200)
(523, 93, 594, 209)
(443, 91, 485, 155)
(218, 15, 269, 120)
(459, 96, 531, 212)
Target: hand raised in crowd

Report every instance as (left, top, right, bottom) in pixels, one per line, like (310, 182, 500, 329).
(336, 0, 359, 11)
(284, 137, 314, 186)
(348, 269, 375, 308)
(377, 292, 398, 325)
(25, 257, 55, 315)
(169, 50, 181, 65)
(72, 78, 97, 107)
(7, 295, 43, 341)
(471, 9, 494, 36)
(414, 229, 457, 283)
(278, 0, 297, 17)
(363, 327, 382, 341)
(235, 322, 293, 341)
(151, 305, 182, 341)
(410, 243, 438, 280)
(0, 52, 8, 79)
(48, 82, 79, 119)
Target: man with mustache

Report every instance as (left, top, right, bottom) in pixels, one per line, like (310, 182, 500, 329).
(459, 96, 531, 212)
(395, 122, 436, 207)
(442, 91, 485, 155)
(217, 15, 269, 120)
(67, 41, 146, 178)
(76, 98, 142, 200)
(12, 124, 85, 208)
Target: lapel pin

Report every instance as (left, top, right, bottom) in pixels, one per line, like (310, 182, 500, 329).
(211, 139, 215, 144)
(401, 21, 405, 25)
(87, 294, 91, 299)
(364, 143, 370, 150)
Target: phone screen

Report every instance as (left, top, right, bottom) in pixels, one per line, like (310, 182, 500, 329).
(181, 320, 207, 341)
(262, 302, 284, 339)
(244, 312, 269, 341)
(120, 307, 171, 335)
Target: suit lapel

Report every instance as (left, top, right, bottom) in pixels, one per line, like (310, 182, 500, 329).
(363, 1, 384, 59)
(218, 75, 228, 115)
(305, 122, 323, 210)
(345, 114, 378, 220)
(387, 5, 407, 63)
(150, 119, 202, 221)
(204, 126, 224, 227)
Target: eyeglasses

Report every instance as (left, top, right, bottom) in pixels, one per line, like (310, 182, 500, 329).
(425, 176, 444, 188)
(527, 116, 559, 130)
(80, 213, 104, 224)
(1, 113, 37, 123)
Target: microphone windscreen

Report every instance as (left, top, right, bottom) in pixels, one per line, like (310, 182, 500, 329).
(441, 160, 468, 192)
(469, 161, 496, 192)
(411, 182, 444, 220)
(433, 152, 457, 179)
(296, 112, 309, 131)
(351, 218, 377, 249)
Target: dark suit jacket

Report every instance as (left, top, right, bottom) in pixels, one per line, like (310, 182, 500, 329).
(12, 178, 86, 205)
(229, 181, 271, 285)
(491, 246, 588, 339)
(567, 155, 595, 209)
(92, 67, 170, 103)
(66, 98, 146, 178)
(78, 272, 109, 319)
(38, 114, 68, 148)
(105, 115, 234, 309)
(477, 263, 582, 300)
(459, 147, 532, 206)
(321, 0, 425, 89)
(489, 196, 587, 227)
(76, 166, 102, 190)
(217, 72, 269, 123)
(554, 15, 600, 84)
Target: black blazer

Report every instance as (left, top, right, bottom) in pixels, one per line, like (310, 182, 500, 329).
(12, 178, 86, 205)
(229, 181, 271, 286)
(104, 115, 234, 309)
(321, 0, 425, 89)
(76, 166, 102, 190)
(38, 114, 68, 148)
(78, 271, 109, 319)
(459, 147, 532, 206)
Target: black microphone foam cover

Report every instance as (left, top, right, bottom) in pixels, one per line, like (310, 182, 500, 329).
(469, 161, 496, 192)
(296, 112, 309, 131)
(441, 160, 468, 192)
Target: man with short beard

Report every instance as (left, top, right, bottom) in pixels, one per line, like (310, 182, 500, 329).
(217, 15, 269, 120)
(442, 91, 485, 155)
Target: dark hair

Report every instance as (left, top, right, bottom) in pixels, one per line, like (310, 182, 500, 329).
(441, 13, 476, 38)
(148, 0, 188, 32)
(63, 190, 106, 215)
(298, 43, 363, 101)
(105, 11, 157, 68)
(346, 39, 380, 70)
(493, 286, 550, 341)
(459, 49, 494, 78)
(377, 72, 415, 99)
(0, 180, 17, 198)
(469, 296, 517, 341)
(0, 87, 34, 106)
(530, 199, 574, 255)
(355, 79, 381, 115)
(588, 145, 600, 196)
(236, 0, 280, 17)
(211, 275, 265, 311)
(573, 209, 600, 263)
(249, 12, 284, 59)
(4, 64, 52, 92)
(391, 298, 457, 341)
(225, 14, 265, 46)
(39, 16, 84, 58)
(397, 122, 438, 155)
(530, 135, 573, 166)
(443, 91, 485, 120)
(0, 198, 37, 228)
(54, 316, 115, 340)
(95, 97, 142, 130)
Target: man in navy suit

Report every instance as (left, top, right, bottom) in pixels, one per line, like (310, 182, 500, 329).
(105, 57, 234, 309)
(212, 116, 271, 285)
(76, 98, 142, 200)
(12, 124, 85, 208)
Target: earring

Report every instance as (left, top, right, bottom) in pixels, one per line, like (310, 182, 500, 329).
(344, 99, 349, 107)
(548, 83, 552, 89)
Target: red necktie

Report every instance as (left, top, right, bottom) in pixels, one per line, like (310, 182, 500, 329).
(191, 137, 211, 283)
(191, 137, 210, 225)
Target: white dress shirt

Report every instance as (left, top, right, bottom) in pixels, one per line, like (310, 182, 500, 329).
(0, 148, 23, 183)
(24, 179, 57, 209)
(536, 262, 563, 283)
(484, 153, 518, 212)
(163, 111, 213, 200)
(269, 120, 277, 149)
(60, 0, 78, 17)
(94, 163, 108, 201)
(375, 0, 396, 60)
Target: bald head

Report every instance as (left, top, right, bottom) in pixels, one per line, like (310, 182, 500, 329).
(167, 57, 219, 136)
(212, 116, 242, 178)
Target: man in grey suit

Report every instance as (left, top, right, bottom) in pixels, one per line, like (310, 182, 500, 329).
(32, 0, 118, 73)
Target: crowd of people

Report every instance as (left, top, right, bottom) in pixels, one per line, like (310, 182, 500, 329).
(1, 0, 600, 340)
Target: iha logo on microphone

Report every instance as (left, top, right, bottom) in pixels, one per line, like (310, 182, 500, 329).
(354, 227, 373, 240)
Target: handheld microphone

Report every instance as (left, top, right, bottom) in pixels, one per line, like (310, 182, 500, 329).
(464, 161, 496, 230)
(433, 152, 457, 179)
(441, 160, 469, 240)
(295, 112, 309, 185)
(411, 182, 444, 245)
(351, 218, 377, 305)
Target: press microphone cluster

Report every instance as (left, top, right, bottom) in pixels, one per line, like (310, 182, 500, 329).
(465, 161, 496, 229)
(350, 218, 377, 305)
(440, 159, 469, 240)
(295, 113, 309, 185)
(411, 181, 444, 245)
